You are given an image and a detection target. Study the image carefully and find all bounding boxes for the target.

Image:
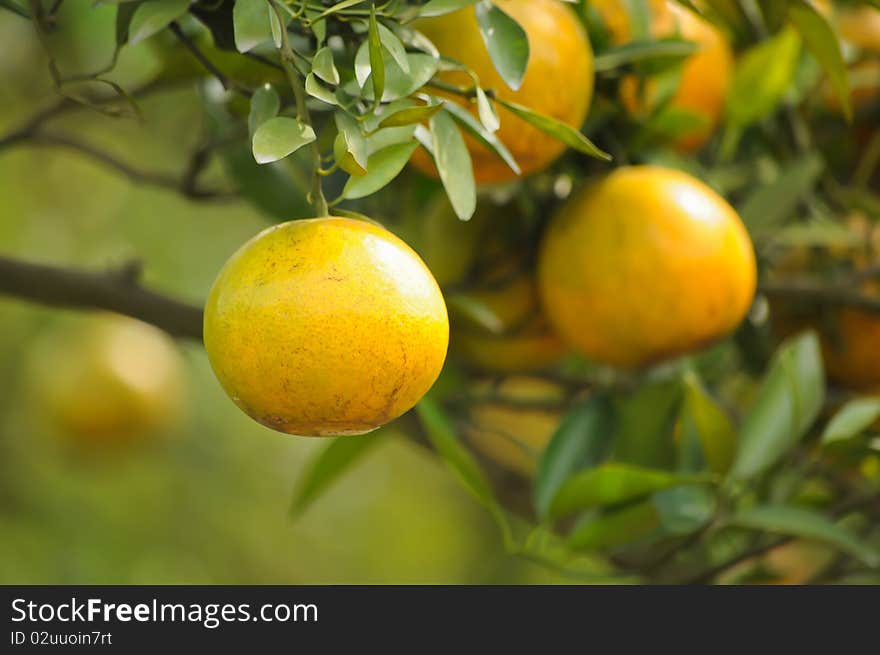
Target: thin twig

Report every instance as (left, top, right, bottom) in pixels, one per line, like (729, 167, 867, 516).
(168, 21, 250, 97)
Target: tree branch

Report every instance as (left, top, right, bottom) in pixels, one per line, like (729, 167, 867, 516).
(759, 280, 880, 313)
(0, 256, 204, 341)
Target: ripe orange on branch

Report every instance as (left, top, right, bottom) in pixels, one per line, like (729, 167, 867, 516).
(538, 166, 756, 368)
(592, 0, 734, 151)
(411, 0, 595, 184)
(203, 218, 449, 437)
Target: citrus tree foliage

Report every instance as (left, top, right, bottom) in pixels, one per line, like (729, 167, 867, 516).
(6, 0, 880, 583)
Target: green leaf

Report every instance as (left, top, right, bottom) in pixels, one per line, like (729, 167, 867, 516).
(377, 23, 410, 74)
(821, 398, 880, 446)
(475, 87, 499, 133)
(568, 501, 661, 551)
(420, 0, 478, 17)
(653, 485, 716, 535)
(353, 49, 440, 102)
(593, 38, 699, 73)
(290, 430, 386, 517)
(312, 46, 340, 85)
(429, 110, 476, 221)
(115, 2, 141, 45)
(786, 0, 851, 121)
(377, 103, 444, 129)
(724, 26, 801, 151)
(441, 101, 520, 175)
(128, 0, 190, 45)
(534, 395, 616, 520)
(495, 98, 611, 161)
(305, 73, 339, 105)
(233, 0, 271, 53)
(334, 111, 369, 177)
(680, 373, 737, 475)
(368, 4, 385, 106)
(248, 84, 280, 141)
(739, 153, 824, 236)
(252, 117, 317, 164)
(730, 505, 880, 567)
(731, 332, 825, 480)
(416, 398, 510, 528)
(548, 463, 711, 521)
(613, 378, 683, 469)
(341, 140, 418, 199)
(474, 0, 530, 91)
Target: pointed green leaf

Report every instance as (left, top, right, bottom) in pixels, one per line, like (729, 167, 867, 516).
(312, 46, 340, 85)
(252, 116, 316, 164)
(568, 501, 661, 551)
(377, 23, 410, 74)
(474, 0, 530, 91)
(248, 84, 280, 140)
(731, 332, 825, 480)
(821, 397, 880, 446)
(548, 463, 712, 521)
(787, 0, 851, 121)
(341, 140, 418, 199)
(420, 0, 478, 17)
(377, 103, 444, 129)
(441, 101, 520, 175)
(535, 395, 616, 520)
(291, 430, 386, 517)
(128, 0, 190, 45)
(430, 109, 476, 221)
(731, 505, 880, 567)
(368, 4, 385, 105)
(334, 111, 369, 177)
(680, 373, 737, 475)
(475, 86, 499, 133)
(233, 0, 271, 53)
(495, 97, 611, 161)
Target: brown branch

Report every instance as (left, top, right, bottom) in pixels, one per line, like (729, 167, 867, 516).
(0, 256, 204, 341)
(759, 280, 880, 313)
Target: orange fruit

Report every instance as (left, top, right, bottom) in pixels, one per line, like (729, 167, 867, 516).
(538, 166, 756, 368)
(29, 314, 186, 446)
(592, 0, 734, 151)
(464, 377, 566, 476)
(411, 0, 594, 184)
(204, 217, 449, 436)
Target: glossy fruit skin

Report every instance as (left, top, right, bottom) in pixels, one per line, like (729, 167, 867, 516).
(203, 217, 449, 437)
(30, 314, 186, 445)
(464, 377, 565, 476)
(538, 166, 756, 368)
(411, 0, 594, 184)
(593, 0, 733, 151)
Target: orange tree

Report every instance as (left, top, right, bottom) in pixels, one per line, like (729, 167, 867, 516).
(1, 0, 879, 583)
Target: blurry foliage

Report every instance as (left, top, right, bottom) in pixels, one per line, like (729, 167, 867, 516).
(1, 0, 880, 584)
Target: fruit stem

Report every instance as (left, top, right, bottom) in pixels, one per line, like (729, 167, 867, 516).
(271, 0, 329, 217)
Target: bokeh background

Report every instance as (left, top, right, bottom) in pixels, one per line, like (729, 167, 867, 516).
(0, 5, 588, 585)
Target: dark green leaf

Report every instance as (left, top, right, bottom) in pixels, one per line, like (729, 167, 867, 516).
(548, 463, 712, 521)
(787, 0, 851, 121)
(568, 502, 661, 551)
(534, 394, 616, 520)
(593, 38, 698, 73)
(653, 485, 716, 535)
(680, 373, 737, 474)
(368, 4, 385, 106)
(731, 332, 825, 480)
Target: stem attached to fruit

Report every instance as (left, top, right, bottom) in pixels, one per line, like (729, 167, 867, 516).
(272, 0, 329, 217)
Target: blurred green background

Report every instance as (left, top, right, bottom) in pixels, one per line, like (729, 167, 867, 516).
(0, 5, 574, 585)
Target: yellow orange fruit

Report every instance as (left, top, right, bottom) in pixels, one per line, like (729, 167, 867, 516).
(411, 0, 594, 184)
(464, 377, 566, 476)
(837, 5, 880, 52)
(592, 0, 734, 151)
(451, 273, 567, 373)
(538, 166, 756, 368)
(29, 314, 186, 445)
(203, 217, 449, 436)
